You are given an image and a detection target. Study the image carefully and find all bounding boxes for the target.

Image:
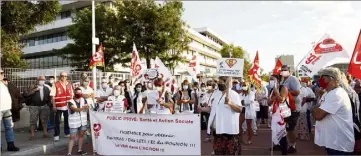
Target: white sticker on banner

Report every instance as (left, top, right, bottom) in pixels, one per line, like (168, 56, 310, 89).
(216, 58, 244, 77)
(90, 112, 201, 155)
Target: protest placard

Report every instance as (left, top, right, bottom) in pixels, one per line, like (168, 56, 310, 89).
(90, 111, 201, 155)
(216, 58, 244, 77)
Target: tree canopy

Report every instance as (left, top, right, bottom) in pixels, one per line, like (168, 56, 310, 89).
(1, 1, 61, 68)
(58, 0, 189, 71)
(220, 44, 251, 80)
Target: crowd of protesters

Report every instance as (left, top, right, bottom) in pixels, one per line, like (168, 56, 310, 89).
(1, 65, 361, 155)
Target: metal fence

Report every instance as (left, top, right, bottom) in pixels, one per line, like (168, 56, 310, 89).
(2, 67, 130, 93)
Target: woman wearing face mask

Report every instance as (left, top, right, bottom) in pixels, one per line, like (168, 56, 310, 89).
(143, 78, 173, 114)
(105, 85, 128, 113)
(119, 81, 133, 113)
(268, 85, 294, 155)
(78, 78, 94, 108)
(199, 80, 216, 142)
(176, 80, 193, 114)
(239, 81, 256, 145)
(131, 83, 146, 114)
(67, 88, 89, 155)
(207, 77, 242, 155)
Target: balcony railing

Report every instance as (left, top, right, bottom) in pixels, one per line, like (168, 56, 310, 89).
(34, 18, 73, 32)
(22, 40, 74, 54)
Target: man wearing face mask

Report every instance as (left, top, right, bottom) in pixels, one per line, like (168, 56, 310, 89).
(278, 65, 301, 154)
(79, 78, 94, 108)
(24, 76, 51, 140)
(106, 85, 129, 113)
(51, 72, 73, 141)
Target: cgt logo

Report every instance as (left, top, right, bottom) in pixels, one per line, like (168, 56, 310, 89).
(93, 123, 102, 139)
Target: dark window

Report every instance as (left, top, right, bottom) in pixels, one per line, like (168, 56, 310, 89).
(60, 10, 71, 19)
(29, 39, 35, 46)
(61, 34, 67, 41)
(47, 34, 53, 43)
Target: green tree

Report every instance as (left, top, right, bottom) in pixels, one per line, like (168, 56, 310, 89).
(57, 4, 123, 71)
(220, 44, 251, 80)
(1, 1, 61, 68)
(59, 0, 189, 71)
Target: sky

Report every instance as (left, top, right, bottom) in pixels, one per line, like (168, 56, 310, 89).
(181, 1, 361, 73)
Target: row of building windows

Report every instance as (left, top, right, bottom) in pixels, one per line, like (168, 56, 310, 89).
(20, 32, 68, 47)
(190, 39, 218, 54)
(60, 10, 71, 19)
(25, 55, 71, 69)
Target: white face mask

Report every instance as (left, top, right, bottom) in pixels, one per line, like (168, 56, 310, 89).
(38, 80, 45, 86)
(183, 85, 188, 90)
(242, 86, 248, 91)
(201, 87, 206, 91)
(214, 85, 218, 90)
(207, 86, 213, 90)
(113, 90, 120, 96)
(126, 83, 130, 87)
(49, 80, 54, 83)
(102, 83, 108, 89)
(281, 71, 290, 77)
(136, 87, 142, 92)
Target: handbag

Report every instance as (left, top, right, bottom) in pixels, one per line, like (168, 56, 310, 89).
(279, 100, 291, 118)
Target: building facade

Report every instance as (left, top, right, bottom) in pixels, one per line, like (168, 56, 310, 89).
(19, 1, 228, 80)
(275, 55, 295, 74)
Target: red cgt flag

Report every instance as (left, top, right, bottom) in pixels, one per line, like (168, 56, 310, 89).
(348, 30, 361, 79)
(89, 43, 105, 69)
(273, 59, 283, 75)
(249, 51, 261, 88)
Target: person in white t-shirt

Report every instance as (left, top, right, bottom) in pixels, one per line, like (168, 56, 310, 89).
(105, 85, 129, 113)
(144, 78, 173, 114)
(312, 67, 354, 155)
(239, 81, 256, 145)
(207, 76, 242, 155)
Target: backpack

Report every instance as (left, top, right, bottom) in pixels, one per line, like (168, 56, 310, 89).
(178, 89, 193, 112)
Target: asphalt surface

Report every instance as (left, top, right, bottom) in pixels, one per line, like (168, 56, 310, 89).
(50, 124, 325, 155)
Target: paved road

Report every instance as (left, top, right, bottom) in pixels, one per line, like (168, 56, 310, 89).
(50, 124, 325, 155)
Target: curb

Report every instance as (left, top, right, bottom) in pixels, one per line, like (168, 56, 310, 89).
(4, 136, 91, 156)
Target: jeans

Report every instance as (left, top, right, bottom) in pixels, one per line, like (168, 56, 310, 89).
(1, 110, 15, 145)
(49, 110, 55, 129)
(325, 148, 353, 155)
(306, 110, 311, 133)
(54, 110, 70, 137)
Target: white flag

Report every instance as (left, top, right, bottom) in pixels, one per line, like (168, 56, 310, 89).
(154, 57, 173, 84)
(187, 55, 199, 81)
(130, 43, 144, 87)
(298, 34, 350, 77)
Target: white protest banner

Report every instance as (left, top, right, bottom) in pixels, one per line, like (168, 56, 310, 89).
(90, 111, 201, 155)
(298, 34, 350, 77)
(216, 58, 244, 77)
(154, 57, 173, 84)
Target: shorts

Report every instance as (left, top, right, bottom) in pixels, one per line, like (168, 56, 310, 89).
(70, 126, 87, 135)
(257, 106, 269, 119)
(284, 111, 300, 131)
(29, 105, 50, 125)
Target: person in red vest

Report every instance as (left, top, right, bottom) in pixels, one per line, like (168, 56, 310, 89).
(51, 72, 73, 141)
